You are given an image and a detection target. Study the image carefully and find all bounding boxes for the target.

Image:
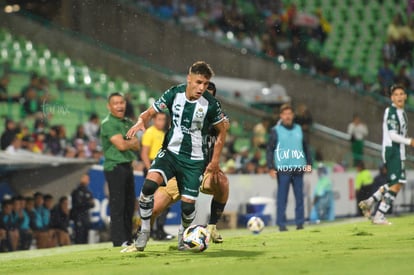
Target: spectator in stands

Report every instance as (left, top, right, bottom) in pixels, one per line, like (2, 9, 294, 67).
(21, 87, 42, 118)
(70, 174, 95, 244)
(393, 64, 411, 89)
(1, 118, 18, 150)
(0, 199, 19, 251)
(21, 135, 39, 153)
(33, 131, 46, 153)
(124, 93, 136, 121)
(84, 113, 100, 142)
(20, 72, 40, 99)
(252, 118, 270, 149)
(85, 138, 100, 159)
(347, 114, 368, 167)
(57, 125, 69, 153)
(13, 195, 32, 250)
(5, 135, 23, 154)
(387, 13, 407, 64)
(313, 9, 331, 44)
(378, 59, 395, 94)
(73, 124, 89, 143)
(354, 161, 374, 216)
(383, 37, 397, 64)
(50, 196, 71, 246)
(0, 74, 19, 102)
(234, 147, 250, 173)
(294, 103, 313, 144)
(45, 126, 62, 156)
(0, 74, 9, 102)
(247, 149, 263, 172)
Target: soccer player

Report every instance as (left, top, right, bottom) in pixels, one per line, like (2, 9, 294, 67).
(126, 61, 227, 251)
(151, 82, 229, 244)
(359, 84, 414, 224)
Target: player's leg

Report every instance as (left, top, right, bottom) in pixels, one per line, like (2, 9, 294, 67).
(151, 179, 180, 240)
(176, 159, 204, 250)
(359, 184, 389, 218)
(372, 157, 405, 225)
(135, 150, 174, 251)
(201, 171, 229, 243)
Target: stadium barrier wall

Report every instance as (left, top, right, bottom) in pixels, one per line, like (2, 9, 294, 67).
(85, 166, 414, 229)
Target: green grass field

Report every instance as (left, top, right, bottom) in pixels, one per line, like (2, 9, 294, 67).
(1, 215, 414, 275)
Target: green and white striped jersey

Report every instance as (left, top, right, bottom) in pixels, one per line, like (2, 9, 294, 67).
(153, 84, 225, 161)
(382, 104, 410, 161)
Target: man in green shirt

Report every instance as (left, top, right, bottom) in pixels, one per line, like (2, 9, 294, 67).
(100, 92, 139, 247)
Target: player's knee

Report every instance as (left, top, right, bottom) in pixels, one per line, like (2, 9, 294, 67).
(142, 179, 159, 196)
(181, 201, 196, 220)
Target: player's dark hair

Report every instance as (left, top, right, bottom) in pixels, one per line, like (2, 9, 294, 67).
(207, 82, 217, 96)
(189, 61, 214, 79)
(389, 84, 406, 96)
(107, 92, 124, 102)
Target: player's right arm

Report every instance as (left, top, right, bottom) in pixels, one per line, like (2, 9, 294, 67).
(127, 106, 157, 139)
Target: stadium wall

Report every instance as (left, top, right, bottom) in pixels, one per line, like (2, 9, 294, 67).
(1, 165, 413, 228)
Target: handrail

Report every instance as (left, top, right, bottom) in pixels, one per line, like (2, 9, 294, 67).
(313, 122, 414, 164)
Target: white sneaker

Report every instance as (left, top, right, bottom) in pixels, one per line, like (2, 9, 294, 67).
(372, 212, 392, 225)
(358, 199, 373, 219)
(135, 231, 150, 251)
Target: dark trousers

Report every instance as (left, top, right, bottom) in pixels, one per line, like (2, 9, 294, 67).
(276, 173, 305, 228)
(73, 214, 90, 244)
(104, 163, 135, 246)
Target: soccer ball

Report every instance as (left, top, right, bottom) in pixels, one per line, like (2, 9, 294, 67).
(183, 224, 210, 252)
(247, 216, 265, 234)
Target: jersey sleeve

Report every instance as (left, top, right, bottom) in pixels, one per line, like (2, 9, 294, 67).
(207, 99, 225, 125)
(153, 86, 176, 112)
